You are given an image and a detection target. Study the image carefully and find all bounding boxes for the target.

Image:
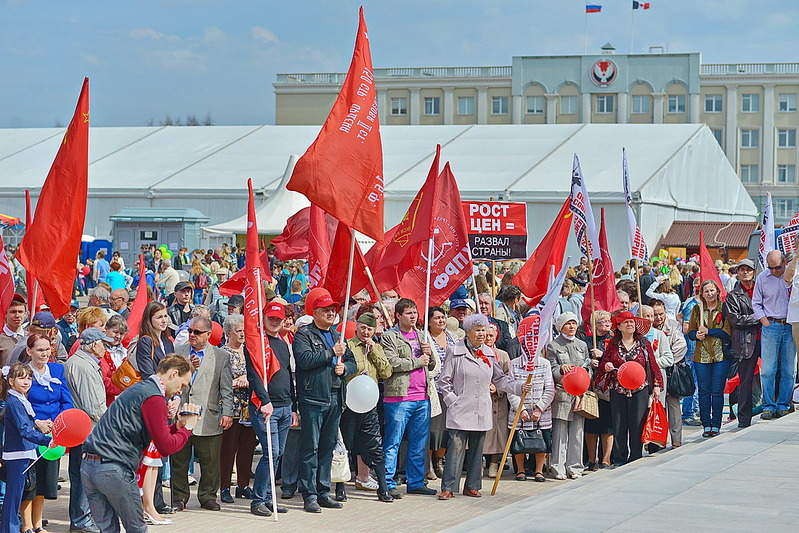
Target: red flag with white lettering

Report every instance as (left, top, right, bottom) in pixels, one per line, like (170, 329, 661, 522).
(244, 180, 280, 397)
(581, 208, 621, 324)
(367, 145, 440, 292)
(307, 204, 333, 289)
(286, 7, 384, 241)
(122, 255, 149, 348)
(323, 223, 373, 304)
(393, 163, 471, 307)
(17, 78, 89, 317)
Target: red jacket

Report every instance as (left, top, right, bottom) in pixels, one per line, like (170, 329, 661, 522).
(100, 351, 123, 406)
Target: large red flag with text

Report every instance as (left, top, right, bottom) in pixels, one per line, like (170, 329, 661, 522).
(367, 145, 441, 292)
(24, 190, 45, 316)
(286, 7, 385, 241)
(244, 180, 280, 399)
(271, 207, 337, 262)
(0, 236, 14, 322)
(122, 255, 149, 348)
(699, 230, 727, 300)
(307, 204, 334, 289)
(513, 196, 572, 306)
(389, 163, 471, 307)
(581, 208, 621, 324)
(323, 223, 373, 304)
(17, 78, 89, 318)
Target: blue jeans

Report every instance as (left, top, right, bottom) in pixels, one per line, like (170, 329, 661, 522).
(694, 359, 730, 429)
(69, 444, 96, 529)
(682, 338, 699, 419)
(760, 322, 797, 413)
(81, 458, 146, 533)
(251, 404, 293, 504)
(383, 400, 430, 490)
(0, 459, 29, 533)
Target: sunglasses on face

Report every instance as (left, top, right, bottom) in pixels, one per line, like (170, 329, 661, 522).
(767, 265, 784, 270)
(188, 328, 210, 335)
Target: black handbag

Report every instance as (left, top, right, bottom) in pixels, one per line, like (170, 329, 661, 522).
(667, 361, 696, 398)
(510, 428, 547, 455)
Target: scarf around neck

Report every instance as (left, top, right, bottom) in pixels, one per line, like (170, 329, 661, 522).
(29, 363, 61, 392)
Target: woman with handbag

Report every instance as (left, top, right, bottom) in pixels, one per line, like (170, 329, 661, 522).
(482, 323, 511, 479)
(577, 310, 614, 471)
(545, 312, 592, 480)
(595, 311, 663, 465)
(437, 314, 530, 500)
(507, 331, 555, 482)
(687, 280, 732, 438)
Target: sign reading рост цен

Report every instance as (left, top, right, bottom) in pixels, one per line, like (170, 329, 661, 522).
(461, 201, 527, 261)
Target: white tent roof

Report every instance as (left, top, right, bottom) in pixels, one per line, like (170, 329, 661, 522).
(203, 155, 309, 235)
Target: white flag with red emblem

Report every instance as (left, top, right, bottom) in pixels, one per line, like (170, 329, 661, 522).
(569, 154, 600, 260)
(759, 192, 775, 267)
(623, 149, 648, 262)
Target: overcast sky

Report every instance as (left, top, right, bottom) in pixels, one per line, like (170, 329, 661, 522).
(2, 0, 797, 128)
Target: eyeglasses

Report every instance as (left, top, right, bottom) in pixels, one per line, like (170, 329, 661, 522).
(767, 265, 784, 270)
(187, 328, 210, 335)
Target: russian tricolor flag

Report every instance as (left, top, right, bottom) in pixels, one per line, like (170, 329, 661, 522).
(585, 4, 602, 12)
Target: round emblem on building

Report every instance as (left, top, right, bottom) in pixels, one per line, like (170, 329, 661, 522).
(590, 59, 617, 87)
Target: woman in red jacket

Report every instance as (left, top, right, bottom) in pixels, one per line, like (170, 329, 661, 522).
(595, 311, 663, 465)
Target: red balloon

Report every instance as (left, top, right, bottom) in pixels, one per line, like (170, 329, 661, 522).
(617, 361, 646, 390)
(562, 367, 591, 396)
(52, 408, 92, 448)
(304, 287, 331, 316)
(209, 321, 223, 346)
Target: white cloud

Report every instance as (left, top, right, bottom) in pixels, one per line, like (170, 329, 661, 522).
(129, 28, 181, 42)
(148, 49, 207, 72)
(251, 26, 279, 44)
(203, 26, 226, 46)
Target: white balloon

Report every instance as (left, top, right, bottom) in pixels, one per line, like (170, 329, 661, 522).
(345, 375, 379, 413)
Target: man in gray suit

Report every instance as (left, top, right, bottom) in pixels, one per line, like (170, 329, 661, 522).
(170, 316, 234, 511)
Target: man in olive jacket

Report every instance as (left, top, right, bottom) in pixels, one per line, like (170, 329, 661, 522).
(380, 298, 439, 498)
(293, 292, 356, 513)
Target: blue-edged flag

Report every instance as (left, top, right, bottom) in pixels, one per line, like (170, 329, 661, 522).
(586, 4, 602, 13)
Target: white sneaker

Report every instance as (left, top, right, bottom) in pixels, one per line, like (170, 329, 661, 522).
(355, 477, 379, 491)
(554, 474, 567, 480)
(161, 480, 171, 489)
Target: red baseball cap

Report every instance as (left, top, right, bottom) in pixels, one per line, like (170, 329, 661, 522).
(312, 293, 338, 311)
(264, 302, 286, 319)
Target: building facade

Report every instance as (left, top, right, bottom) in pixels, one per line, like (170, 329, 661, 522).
(274, 48, 799, 223)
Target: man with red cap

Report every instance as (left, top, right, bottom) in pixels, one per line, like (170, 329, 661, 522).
(246, 300, 298, 516)
(292, 290, 356, 513)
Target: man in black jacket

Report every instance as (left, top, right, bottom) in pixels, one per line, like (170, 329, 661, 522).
(292, 292, 356, 513)
(477, 293, 521, 359)
(638, 264, 656, 306)
(722, 259, 760, 428)
(246, 301, 297, 517)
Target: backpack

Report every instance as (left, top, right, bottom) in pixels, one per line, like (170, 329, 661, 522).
(195, 273, 209, 289)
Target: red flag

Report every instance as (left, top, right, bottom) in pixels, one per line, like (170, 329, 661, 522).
(17, 78, 89, 317)
(323, 223, 373, 304)
(24, 190, 45, 316)
(122, 255, 149, 348)
(699, 230, 727, 300)
(513, 196, 573, 306)
(271, 206, 339, 263)
(0, 236, 14, 322)
(286, 7, 385, 241)
(390, 163, 471, 307)
(244, 179, 280, 400)
(219, 251, 269, 297)
(367, 145, 441, 292)
(307, 204, 334, 289)
(581, 208, 621, 323)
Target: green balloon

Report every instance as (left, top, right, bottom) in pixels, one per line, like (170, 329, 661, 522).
(37, 444, 66, 461)
(162, 251, 173, 260)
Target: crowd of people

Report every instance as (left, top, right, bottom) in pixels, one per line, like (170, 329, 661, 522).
(1, 241, 798, 533)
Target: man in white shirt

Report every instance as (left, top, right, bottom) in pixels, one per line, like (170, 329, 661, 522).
(0, 295, 26, 367)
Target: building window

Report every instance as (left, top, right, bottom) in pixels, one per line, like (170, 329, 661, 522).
(741, 129, 759, 148)
(704, 94, 723, 113)
(632, 95, 650, 114)
(560, 95, 577, 114)
(526, 96, 545, 114)
(778, 165, 797, 184)
(778, 129, 797, 148)
(596, 94, 615, 114)
(390, 97, 407, 116)
(775, 198, 797, 219)
(712, 128, 724, 148)
(667, 94, 686, 113)
(740, 164, 758, 184)
(423, 97, 440, 115)
(742, 93, 760, 112)
(457, 96, 474, 115)
(491, 96, 509, 115)
(779, 93, 797, 112)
